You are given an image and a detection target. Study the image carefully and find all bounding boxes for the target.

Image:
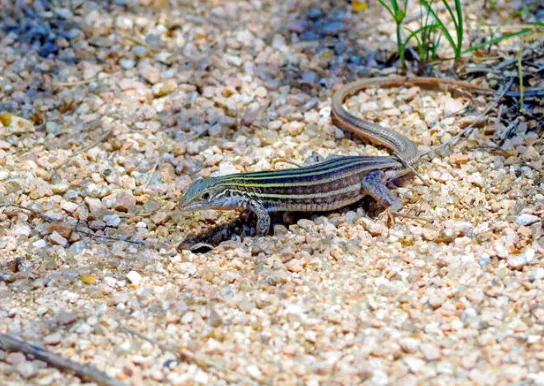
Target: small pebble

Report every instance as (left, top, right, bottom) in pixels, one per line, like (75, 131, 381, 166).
(139, 64, 162, 84)
(153, 79, 178, 97)
(283, 121, 305, 136)
(126, 271, 142, 286)
(55, 310, 78, 325)
(16, 361, 38, 379)
(49, 231, 68, 247)
(43, 333, 62, 346)
(515, 214, 539, 226)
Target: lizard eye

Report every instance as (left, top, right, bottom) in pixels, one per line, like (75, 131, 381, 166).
(201, 192, 211, 200)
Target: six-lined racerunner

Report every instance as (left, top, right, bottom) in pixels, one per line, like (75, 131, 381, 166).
(179, 76, 490, 236)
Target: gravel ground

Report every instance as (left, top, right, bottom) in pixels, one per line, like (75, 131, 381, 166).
(0, 0, 542, 385)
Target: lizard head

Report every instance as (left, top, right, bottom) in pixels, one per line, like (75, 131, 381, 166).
(179, 176, 243, 211)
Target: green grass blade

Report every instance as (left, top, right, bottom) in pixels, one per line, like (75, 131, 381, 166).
(405, 24, 441, 43)
(421, 0, 457, 52)
(502, 7, 532, 25)
(454, 0, 463, 54)
(390, 0, 400, 15)
(377, 0, 394, 18)
(462, 28, 532, 53)
(441, 0, 459, 32)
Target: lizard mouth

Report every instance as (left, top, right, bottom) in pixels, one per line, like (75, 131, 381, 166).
(178, 201, 199, 211)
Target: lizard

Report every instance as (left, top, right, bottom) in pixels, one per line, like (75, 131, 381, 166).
(178, 76, 490, 236)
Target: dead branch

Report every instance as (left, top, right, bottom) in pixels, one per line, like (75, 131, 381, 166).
(0, 333, 126, 386)
(427, 77, 515, 156)
(119, 325, 259, 386)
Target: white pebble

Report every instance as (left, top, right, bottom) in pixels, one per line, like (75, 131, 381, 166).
(33, 239, 47, 248)
(61, 201, 79, 213)
(126, 270, 142, 286)
(103, 214, 121, 227)
(49, 231, 68, 247)
(515, 214, 539, 226)
(13, 224, 31, 237)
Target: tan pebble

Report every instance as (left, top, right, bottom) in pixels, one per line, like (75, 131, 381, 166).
(297, 219, 314, 231)
(413, 259, 426, 268)
(84, 197, 103, 212)
(283, 345, 297, 356)
(222, 86, 236, 97)
(304, 110, 320, 123)
(468, 172, 485, 188)
(404, 356, 425, 373)
(399, 337, 420, 353)
(126, 270, 142, 285)
(225, 77, 242, 88)
(442, 95, 464, 115)
(254, 86, 267, 98)
(139, 64, 161, 84)
(246, 365, 263, 380)
(16, 361, 38, 379)
(205, 154, 222, 166)
(467, 288, 484, 305)
(61, 201, 79, 213)
(422, 226, 439, 241)
(159, 163, 176, 182)
(492, 240, 509, 258)
(55, 310, 78, 325)
(152, 79, 177, 97)
(43, 332, 62, 346)
(6, 352, 26, 365)
(420, 343, 440, 361)
(48, 222, 72, 239)
(103, 191, 136, 212)
(361, 218, 386, 236)
(449, 153, 470, 164)
(0, 113, 35, 134)
(330, 246, 343, 261)
(285, 259, 303, 273)
(507, 253, 530, 270)
(429, 170, 453, 182)
(383, 108, 400, 116)
(359, 101, 378, 112)
(283, 121, 305, 136)
(533, 308, 544, 324)
(273, 224, 288, 236)
(80, 274, 97, 285)
(428, 294, 444, 309)
(49, 231, 68, 247)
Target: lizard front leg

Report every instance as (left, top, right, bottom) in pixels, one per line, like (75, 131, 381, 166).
(361, 169, 403, 225)
(247, 200, 271, 236)
(361, 170, 403, 211)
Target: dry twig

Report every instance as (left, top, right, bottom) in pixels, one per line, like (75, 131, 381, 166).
(119, 325, 259, 386)
(428, 77, 514, 156)
(52, 129, 113, 171)
(0, 333, 126, 386)
(0, 204, 147, 247)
